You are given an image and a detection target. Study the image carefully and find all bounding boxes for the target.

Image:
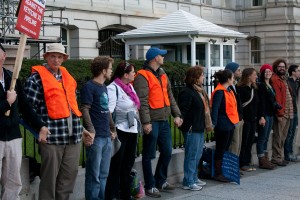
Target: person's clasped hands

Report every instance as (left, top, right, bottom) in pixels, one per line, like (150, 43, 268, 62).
(82, 129, 95, 146)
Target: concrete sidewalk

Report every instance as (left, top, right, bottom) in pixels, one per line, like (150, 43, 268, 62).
(142, 161, 300, 200)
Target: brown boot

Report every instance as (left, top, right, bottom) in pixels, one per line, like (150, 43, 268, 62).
(265, 152, 276, 167)
(214, 160, 230, 182)
(259, 157, 275, 169)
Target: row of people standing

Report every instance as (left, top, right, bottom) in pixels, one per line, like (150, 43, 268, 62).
(81, 47, 183, 200)
(212, 59, 300, 183)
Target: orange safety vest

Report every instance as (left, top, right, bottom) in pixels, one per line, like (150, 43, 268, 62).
(137, 69, 170, 109)
(32, 66, 82, 119)
(211, 83, 239, 124)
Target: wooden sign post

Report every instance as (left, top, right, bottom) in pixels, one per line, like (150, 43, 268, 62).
(5, 0, 46, 116)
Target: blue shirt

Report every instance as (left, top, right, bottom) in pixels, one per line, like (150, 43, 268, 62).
(80, 80, 110, 137)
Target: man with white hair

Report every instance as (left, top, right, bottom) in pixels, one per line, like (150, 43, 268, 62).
(24, 43, 90, 200)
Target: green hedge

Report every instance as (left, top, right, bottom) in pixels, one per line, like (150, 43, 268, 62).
(19, 59, 190, 89)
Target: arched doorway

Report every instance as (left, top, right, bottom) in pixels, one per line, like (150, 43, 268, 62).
(98, 24, 135, 59)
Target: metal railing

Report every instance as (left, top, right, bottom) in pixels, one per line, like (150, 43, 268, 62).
(21, 74, 216, 166)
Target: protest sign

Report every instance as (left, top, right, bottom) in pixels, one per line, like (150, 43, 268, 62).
(222, 151, 240, 184)
(16, 0, 46, 39)
(5, 0, 46, 116)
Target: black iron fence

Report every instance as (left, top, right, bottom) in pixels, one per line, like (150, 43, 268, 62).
(21, 73, 216, 166)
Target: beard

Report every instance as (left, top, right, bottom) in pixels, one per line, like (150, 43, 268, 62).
(277, 69, 286, 76)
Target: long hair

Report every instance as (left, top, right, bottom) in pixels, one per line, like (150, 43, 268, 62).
(272, 58, 287, 75)
(237, 68, 257, 88)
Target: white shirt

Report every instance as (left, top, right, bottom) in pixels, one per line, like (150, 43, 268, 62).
(0, 68, 5, 89)
(107, 82, 138, 133)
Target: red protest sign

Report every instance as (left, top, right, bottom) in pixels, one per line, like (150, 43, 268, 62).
(16, 0, 46, 39)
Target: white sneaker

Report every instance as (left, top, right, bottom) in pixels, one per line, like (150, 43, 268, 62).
(182, 184, 202, 191)
(195, 178, 206, 186)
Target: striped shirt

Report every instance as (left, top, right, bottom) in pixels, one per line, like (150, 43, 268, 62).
(24, 64, 83, 145)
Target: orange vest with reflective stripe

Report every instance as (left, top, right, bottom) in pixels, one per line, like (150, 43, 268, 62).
(137, 69, 170, 109)
(32, 66, 82, 119)
(211, 83, 239, 124)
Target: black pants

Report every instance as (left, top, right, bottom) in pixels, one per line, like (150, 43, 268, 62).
(239, 120, 256, 167)
(214, 128, 234, 161)
(105, 129, 138, 200)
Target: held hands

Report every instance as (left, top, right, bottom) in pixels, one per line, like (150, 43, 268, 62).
(174, 117, 183, 127)
(7, 90, 17, 106)
(82, 129, 95, 146)
(143, 124, 152, 134)
(111, 131, 117, 140)
(258, 117, 266, 127)
(38, 126, 50, 143)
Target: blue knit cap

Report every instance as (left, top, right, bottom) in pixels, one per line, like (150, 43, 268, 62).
(225, 62, 239, 73)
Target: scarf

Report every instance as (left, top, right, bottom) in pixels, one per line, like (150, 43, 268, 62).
(114, 78, 140, 109)
(193, 84, 213, 132)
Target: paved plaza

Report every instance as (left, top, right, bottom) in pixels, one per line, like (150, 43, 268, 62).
(143, 161, 300, 200)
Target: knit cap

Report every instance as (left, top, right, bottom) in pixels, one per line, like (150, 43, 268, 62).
(225, 62, 239, 73)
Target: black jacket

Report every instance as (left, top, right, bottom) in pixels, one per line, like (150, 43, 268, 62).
(0, 68, 45, 141)
(178, 85, 205, 132)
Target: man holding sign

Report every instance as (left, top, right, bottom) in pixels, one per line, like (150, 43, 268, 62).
(24, 43, 90, 200)
(0, 43, 48, 199)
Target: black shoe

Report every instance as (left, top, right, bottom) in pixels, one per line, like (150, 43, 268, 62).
(156, 182, 175, 191)
(145, 187, 161, 198)
(272, 160, 287, 166)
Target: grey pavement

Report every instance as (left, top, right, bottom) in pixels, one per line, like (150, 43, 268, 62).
(143, 161, 300, 200)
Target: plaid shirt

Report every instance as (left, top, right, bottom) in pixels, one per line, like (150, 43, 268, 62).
(24, 65, 83, 145)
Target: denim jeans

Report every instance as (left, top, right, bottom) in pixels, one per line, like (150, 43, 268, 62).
(256, 115, 274, 157)
(182, 131, 204, 186)
(284, 113, 298, 158)
(142, 120, 172, 190)
(85, 137, 112, 200)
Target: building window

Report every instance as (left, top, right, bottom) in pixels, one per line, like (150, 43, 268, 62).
(61, 27, 69, 54)
(211, 44, 220, 67)
(253, 0, 263, 6)
(250, 37, 261, 64)
(223, 45, 232, 66)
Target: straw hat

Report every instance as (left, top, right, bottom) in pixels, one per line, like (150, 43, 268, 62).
(43, 43, 69, 61)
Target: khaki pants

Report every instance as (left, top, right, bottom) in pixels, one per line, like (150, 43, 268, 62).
(228, 120, 244, 156)
(271, 117, 290, 163)
(38, 142, 81, 200)
(0, 138, 22, 200)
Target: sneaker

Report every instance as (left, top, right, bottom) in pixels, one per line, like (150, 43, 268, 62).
(182, 184, 202, 191)
(158, 182, 175, 190)
(194, 179, 206, 186)
(145, 187, 161, 198)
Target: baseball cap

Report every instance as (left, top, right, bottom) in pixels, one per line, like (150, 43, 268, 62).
(146, 47, 167, 61)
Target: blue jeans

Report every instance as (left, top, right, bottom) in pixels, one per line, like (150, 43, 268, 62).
(256, 115, 274, 157)
(182, 131, 204, 186)
(284, 113, 298, 158)
(142, 121, 172, 190)
(85, 137, 112, 200)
